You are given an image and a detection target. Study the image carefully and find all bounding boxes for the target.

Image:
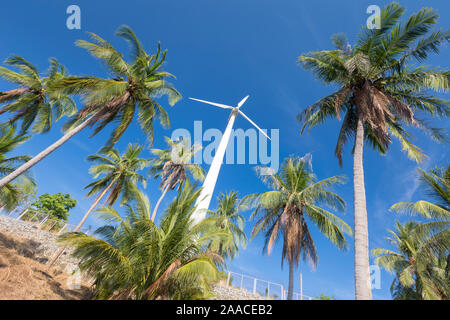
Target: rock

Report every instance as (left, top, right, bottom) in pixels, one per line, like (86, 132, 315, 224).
(210, 285, 270, 300)
(0, 214, 80, 274)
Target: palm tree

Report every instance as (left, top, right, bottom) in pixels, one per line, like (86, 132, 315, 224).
(297, 2, 449, 299)
(59, 181, 230, 299)
(47, 142, 149, 267)
(372, 221, 449, 299)
(0, 25, 181, 189)
(0, 125, 35, 212)
(246, 156, 352, 300)
(374, 165, 450, 299)
(149, 137, 204, 222)
(391, 165, 449, 218)
(0, 56, 76, 133)
(206, 191, 247, 260)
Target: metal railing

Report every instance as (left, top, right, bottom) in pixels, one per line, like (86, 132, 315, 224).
(225, 270, 315, 300)
(2, 208, 92, 235)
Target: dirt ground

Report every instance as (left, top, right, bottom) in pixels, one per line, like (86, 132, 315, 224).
(0, 231, 92, 300)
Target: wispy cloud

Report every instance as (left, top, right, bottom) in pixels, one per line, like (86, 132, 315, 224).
(297, 3, 327, 49)
(232, 263, 264, 277)
(70, 138, 93, 152)
(396, 157, 434, 202)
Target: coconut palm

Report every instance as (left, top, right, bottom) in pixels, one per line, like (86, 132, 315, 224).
(391, 165, 449, 219)
(47, 142, 149, 267)
(297, 2, 449, 299)
(206, 191, 247, 260)
(374, 165, 450, 299)
(59, 181, 229, 299)
(0, 25, 181, 189)
(372, 220, 449, 300)
(0, 125, 35, 212)
(0, 56, 76, 133)
(246, 156, 352, 300)
(149, 137, 204, 222)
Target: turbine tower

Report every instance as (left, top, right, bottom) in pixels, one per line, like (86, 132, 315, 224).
(189, 95, 270, 224)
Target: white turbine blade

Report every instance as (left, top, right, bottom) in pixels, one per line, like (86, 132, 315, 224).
(189, 97, 233, 109)
(238, 110, 271, 140)
(237, 95, 249, 108)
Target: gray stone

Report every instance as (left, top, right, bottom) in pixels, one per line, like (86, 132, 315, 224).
(0, 214, 80, 274)
(210, 285, 270, 300)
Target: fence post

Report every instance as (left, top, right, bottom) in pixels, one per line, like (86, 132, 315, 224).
(17, 209, 29, 220)
(38, 215, 49, 227)
(226, 271, 231, 287)
(47, 220, 59, 232)
(57, 223, 68, 235)
(267, 282, 270, 298)
(28, 211, 39, 223)
(240, 274, 244, 289)
(253, 278, 257, 294)
(300, 272, 303, 300)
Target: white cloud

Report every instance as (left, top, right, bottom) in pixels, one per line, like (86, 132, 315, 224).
(70, 138, 92, 152)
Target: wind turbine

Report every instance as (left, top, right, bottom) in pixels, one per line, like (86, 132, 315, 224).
(189, 95, 270, 224)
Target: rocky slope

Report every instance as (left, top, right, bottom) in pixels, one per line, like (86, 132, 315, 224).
(0, 214, 80, 273)
(0, 230, 91, 299)
(211, 285, 270, 300)
(0, 214, 269, 300)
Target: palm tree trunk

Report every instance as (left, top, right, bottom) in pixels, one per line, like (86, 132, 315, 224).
(151, 184, 170, 222)
(0, 117, 92, 189)
(287, 259, 294, 300)
(353, 114, 372, 300)
(47, 180, 114, 268)
(0, 88, 28, 106)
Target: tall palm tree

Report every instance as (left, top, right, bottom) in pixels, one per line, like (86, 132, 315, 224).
(0, 25, 181, 189)
(297, 2, 449, 299)
(47, 143, 149, 267)
(59, 181, 230, 299)
(246, 156, 352, 300)
(0, 125, 35, 212)
(373, 220, 449, 300)
(0, 56, 76, 133)
(149, 137, 204, 222)
(206, 191, 247, 260)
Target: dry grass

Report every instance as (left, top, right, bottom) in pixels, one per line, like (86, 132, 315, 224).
(0, 231, 92, 300)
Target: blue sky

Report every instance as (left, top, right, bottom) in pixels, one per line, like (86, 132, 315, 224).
(0, 0, 449, 299)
